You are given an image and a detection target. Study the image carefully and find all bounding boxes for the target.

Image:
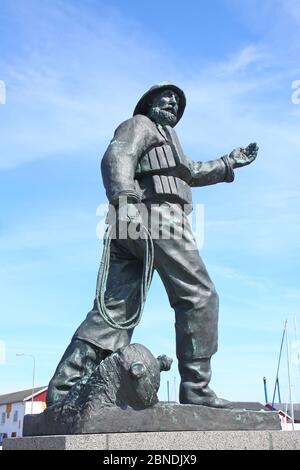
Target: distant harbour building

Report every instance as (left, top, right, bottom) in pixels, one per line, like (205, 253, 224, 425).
(266, 403, 300, 431)
(0, 387, 47, 441)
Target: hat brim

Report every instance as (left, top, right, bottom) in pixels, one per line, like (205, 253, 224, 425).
(133, 84, 186, 124)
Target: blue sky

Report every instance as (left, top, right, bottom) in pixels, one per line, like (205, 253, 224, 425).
(1, 0, 300, 404)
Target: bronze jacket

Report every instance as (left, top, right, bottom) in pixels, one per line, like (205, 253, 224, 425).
(101, 114, 234, 208)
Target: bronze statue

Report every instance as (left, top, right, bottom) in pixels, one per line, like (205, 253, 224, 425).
(46, 82, 258, 408)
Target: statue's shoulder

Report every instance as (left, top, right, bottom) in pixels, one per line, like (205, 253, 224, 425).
(131, 113, 155, 127)
(113, 114, 157, 140)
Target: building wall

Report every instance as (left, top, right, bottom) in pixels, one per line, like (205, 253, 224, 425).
(0, 402, 25, 438)
(281, 422, 300, 431)
(0, 399, 46, 439)
(280, 415, 300, 431)
(24, 400, 45, 416)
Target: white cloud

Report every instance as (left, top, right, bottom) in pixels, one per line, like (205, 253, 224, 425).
(0, 0, 178, 169)
(210, 263, 272, 290)
(0, 341, 6, 364)
(1, 0, 300, 193)
(218, 45, 270, 75)
(0, 210, 95, 251)
(205, 214, 300, 257)
(263, 190, 300, 209)
(282, 0, 300, 25)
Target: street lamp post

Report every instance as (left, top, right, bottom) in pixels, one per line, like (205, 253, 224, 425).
(16, 353, 36, 415)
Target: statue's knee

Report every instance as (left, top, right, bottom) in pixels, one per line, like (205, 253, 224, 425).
(200, 284, 219, 312)
(211, 285, 219, 307)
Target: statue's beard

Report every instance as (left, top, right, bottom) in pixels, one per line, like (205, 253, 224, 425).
(148, 106, 177, 127)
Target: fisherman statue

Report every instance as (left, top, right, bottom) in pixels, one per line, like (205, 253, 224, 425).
(46, 82, 258, 409)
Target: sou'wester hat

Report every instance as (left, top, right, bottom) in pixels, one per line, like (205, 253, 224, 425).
(133, 81, 186, 123)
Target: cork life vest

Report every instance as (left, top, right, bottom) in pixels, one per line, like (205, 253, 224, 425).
(135, 125, 192, 208)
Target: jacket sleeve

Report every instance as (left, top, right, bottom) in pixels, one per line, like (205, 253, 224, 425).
(187, 154, 235, 187)
(101, 115, 148, 205)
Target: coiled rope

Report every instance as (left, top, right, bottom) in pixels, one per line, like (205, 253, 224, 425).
(95, 223, 154, 330)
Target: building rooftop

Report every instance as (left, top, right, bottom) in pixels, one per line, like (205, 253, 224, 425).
(266, 403, 300, 422)
(0, 387, 47, 405)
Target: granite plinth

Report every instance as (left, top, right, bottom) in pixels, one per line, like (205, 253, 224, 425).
(4, 431, 300, 450)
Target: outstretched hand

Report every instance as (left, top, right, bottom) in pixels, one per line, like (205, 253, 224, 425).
(228, 142, 259, 169)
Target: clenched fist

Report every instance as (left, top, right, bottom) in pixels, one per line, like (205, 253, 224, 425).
(228, 142, 259, 169)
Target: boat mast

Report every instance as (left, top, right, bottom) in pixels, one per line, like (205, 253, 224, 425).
(263, 377, 268, 404)
(272, 321, 287, 408)
(294, 315, 300, 379)
(286, 321, 295, 430)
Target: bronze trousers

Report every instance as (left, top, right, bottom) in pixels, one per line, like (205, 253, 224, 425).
(73, 202, 219, 363)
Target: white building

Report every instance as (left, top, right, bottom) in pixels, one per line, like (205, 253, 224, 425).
(0, 386, 47, 442)
(273, 404, 300, 431)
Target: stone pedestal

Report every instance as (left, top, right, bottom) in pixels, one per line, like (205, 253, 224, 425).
(3, 403, 288, 451)
(3, 431, 300, 450)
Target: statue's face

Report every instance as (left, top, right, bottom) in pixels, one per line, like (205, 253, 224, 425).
(148, 89, 179, 127)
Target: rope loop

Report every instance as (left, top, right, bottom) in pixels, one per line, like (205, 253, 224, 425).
(95, 224, 154, 330)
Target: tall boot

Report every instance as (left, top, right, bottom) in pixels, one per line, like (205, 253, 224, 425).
(46, 338, 108, 407)
(179, 357, 232, 408)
